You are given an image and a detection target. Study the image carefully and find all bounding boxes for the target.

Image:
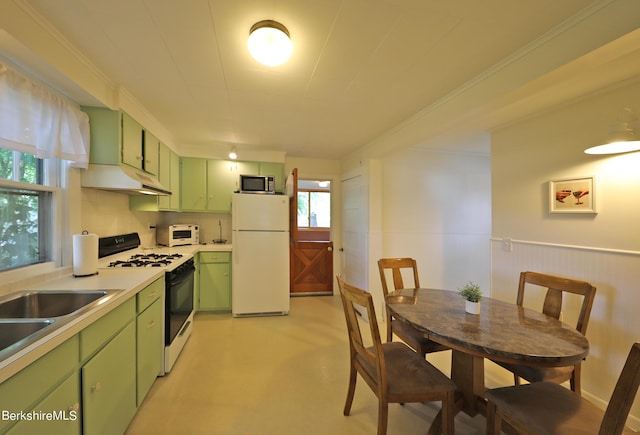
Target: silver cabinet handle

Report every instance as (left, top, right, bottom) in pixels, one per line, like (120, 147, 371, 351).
(91, 382, 102, 392)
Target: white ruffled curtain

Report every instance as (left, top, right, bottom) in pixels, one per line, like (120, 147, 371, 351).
(0, 63, 90, 168)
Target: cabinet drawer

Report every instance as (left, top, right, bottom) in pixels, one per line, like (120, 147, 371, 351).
(0, 335, 79, 432)
(6, 372, 80, 435)
(200, 252, 231, 263)
(80, 298, 135, 362)
(137, 277, 163, 313)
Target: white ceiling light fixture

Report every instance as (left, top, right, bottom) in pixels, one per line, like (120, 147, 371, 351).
(228, 146, 237, 160)
(585, 107, 640, 155)
(247, 20, 292, 67)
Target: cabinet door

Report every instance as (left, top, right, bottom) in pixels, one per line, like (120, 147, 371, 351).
(199, 262, 231, 311)
(7, 373, 80, 435)
(158, 143, 171, 210)
(207, 159, 237, 212)
(180, 158, 207, 211)
(144, 131, 159, 175)
(121, 112, 144, 170)
(82, 322, 136, 435)
(136, 298, 163, 406)
(169, 150, 180, 210)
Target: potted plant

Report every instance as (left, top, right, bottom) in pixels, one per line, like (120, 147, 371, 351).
(459, 281, 483, 314)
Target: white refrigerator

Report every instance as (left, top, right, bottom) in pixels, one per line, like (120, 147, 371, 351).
(232, 193, 290, 317)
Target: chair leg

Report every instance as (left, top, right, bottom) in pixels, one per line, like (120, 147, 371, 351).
(344, 365, 357, 416)
(513, 373, 521, 386)
(441, 392, 454, 435)
(486, 400, 502, 435)
(377, 399, 388, 435)
(571, 363, 581, 396)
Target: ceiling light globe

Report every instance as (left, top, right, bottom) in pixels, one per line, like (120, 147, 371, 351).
(248, 20, 292, 67)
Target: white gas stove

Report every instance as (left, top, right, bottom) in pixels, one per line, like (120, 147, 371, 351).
(97, 233, 196, 374)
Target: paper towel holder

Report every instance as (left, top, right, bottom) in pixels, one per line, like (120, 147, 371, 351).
(73, 230, 99, 278)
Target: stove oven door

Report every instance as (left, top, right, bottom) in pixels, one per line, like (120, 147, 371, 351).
(165, 263, 195, 345)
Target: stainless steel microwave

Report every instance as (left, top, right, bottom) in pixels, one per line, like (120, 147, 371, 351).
(239, 174, 275, 194)
(157, 224, 200, 247)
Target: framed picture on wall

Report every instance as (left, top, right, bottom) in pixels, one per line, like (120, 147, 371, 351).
(549, 176, 597, 213)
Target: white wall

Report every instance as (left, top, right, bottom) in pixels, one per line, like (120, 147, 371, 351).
(491, 80, 640, 427)
(339, 145, 492, 318)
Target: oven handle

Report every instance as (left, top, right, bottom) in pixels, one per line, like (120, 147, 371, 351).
(168, 264, 195, 287)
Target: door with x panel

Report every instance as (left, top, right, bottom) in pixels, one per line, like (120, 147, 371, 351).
(289, 168, 334, 295)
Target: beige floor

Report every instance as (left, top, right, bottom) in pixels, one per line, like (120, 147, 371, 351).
(126, 295, 489, 434)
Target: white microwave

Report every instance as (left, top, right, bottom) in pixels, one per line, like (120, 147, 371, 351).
(157, 224, 199, 247)
(239, 174, 275, 194)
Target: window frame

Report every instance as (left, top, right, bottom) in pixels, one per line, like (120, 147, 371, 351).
(297, 188, 331, 229)
(0, 149, 62, 274)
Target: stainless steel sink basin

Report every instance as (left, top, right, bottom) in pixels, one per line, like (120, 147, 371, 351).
(0, 319, 53, 349)
(0, 289, 122, 363)
(0, 319, 54, 358)
(0, 290, 110, 318)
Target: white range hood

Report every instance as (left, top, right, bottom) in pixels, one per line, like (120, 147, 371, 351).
(81, 163, 171, 196)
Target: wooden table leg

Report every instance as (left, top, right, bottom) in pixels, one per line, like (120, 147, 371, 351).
(450, 350, 485, 416)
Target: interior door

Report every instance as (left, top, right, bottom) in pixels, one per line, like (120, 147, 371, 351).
(289, 168, 334, 295)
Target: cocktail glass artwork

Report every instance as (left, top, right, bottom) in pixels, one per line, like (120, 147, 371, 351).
(573, 190, 584, 205)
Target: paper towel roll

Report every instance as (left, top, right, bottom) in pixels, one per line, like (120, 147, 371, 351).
(73, 231, 98, 277)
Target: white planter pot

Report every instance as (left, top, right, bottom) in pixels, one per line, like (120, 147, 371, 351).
(465, 300, 480, 315)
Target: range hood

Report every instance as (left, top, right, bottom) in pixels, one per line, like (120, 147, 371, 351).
(81, 164, 172, 196)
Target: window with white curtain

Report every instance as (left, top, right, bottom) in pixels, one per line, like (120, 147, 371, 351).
(0, 63, 86, 272)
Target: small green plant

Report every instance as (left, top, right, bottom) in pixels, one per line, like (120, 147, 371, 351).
(458, 282, 482, 303)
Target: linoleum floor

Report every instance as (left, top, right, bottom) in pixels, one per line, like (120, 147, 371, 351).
(126, 295, 488, 434)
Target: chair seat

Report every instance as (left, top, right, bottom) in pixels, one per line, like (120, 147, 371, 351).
(485, 382, 636, 435)
(494, 360, 573, 384)
(391, 319, 449, 355)
(356, 342, 456, 402)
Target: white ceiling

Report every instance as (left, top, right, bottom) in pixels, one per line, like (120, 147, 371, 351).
(13, 0, 640, 158)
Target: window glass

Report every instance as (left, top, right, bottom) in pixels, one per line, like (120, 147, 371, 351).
(0, 149, 50, 271)
(297, 190, 331, 228)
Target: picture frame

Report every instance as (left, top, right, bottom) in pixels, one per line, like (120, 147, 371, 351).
(549, 176, 597, 214)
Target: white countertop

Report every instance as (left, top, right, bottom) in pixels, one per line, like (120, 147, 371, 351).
(0, 244, 234, 382)
(0, 268, 164, 383)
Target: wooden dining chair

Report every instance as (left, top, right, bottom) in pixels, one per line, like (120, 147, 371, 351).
(336, 276, 457, 435)
(485, 342, 640, 435)
(377, 258, 449, 357)
(493, 271, 596, 395)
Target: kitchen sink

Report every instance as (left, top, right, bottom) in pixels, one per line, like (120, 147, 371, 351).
(0, 289, 122, 363)
(0, 290, 111, 319)
(0, 319, 54, 358)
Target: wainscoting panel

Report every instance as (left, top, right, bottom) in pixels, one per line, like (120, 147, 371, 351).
(490, 238, 640, 428)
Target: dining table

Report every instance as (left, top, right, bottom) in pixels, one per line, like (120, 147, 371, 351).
(385, 287, 590, 429)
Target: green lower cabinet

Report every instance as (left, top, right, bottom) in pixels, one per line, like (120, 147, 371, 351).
(82, 321, 136, 435)
(6, 372, 80, 435)
(198, 252, 231, 312)
(136, 298, 163, 406)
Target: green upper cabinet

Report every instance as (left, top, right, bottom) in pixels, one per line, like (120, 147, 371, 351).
(180, 157, 208, 211)
(82, 107, 160, 176)
(143, 130, 160, 176)
(158, 143, 180, 211)
(207, 159, 239, 212)
(179, 159, 285, 213)
(121, 112, 144, 170)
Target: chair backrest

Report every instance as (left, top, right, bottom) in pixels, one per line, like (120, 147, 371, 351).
(337, 276, 387, 388)
(377, 258, 420, 297)
(517, 271, 596, 335)
(600, 342, 640, 435)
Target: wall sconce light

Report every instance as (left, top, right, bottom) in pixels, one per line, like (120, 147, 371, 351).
(584, 107, 640, 154)
(228, 147, 238, 160)
(247, 20, 293, 67)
